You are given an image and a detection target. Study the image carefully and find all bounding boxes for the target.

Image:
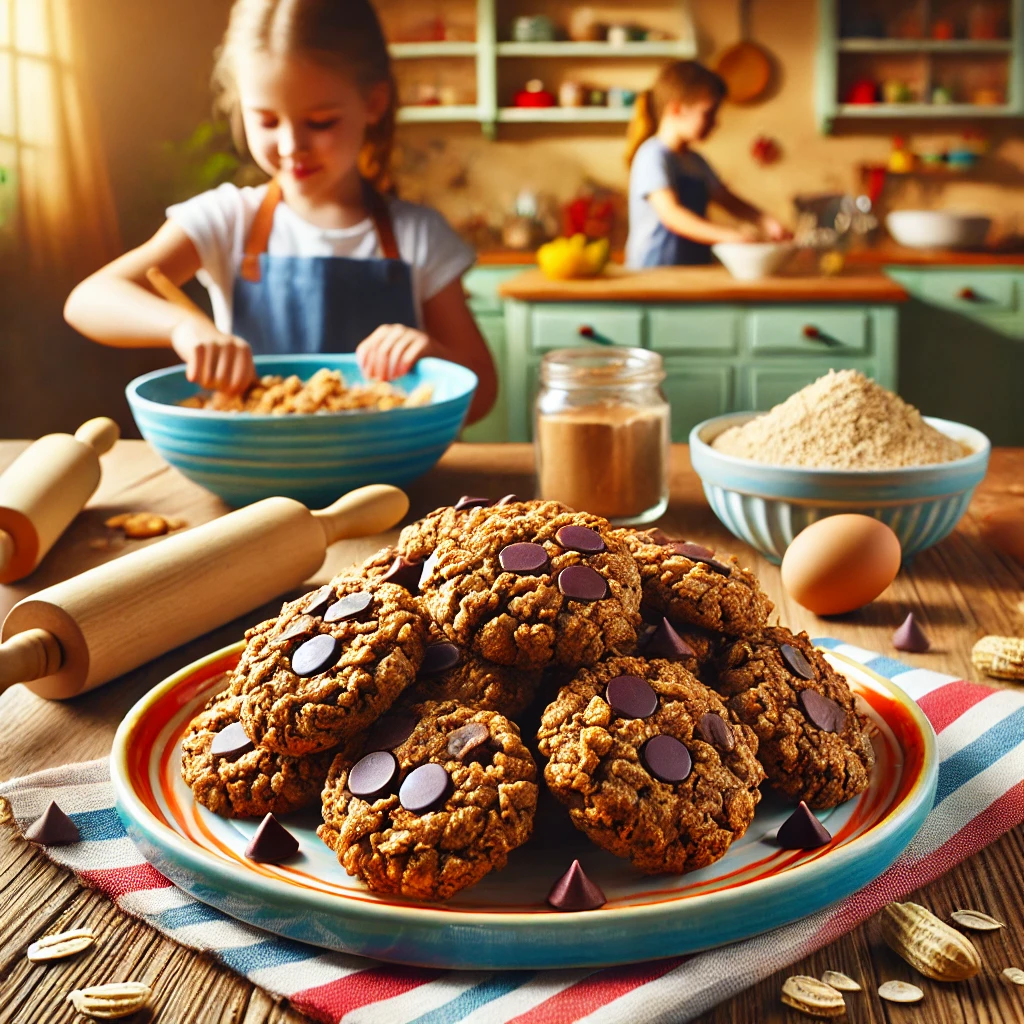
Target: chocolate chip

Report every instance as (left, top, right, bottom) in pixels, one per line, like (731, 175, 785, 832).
(554, 525, 605, 554)
(697, 712, 735, 751)
(645, 617, 696, 661)
(24, 801, 79, 846)
(245, 813, 300, 863)
(780, 643, 815, 680)
(693, 556, 733, 576)
(348, 750, 399, 801)
(302, 584, 335, 618)
(547, 859, 606, 911)
(420, 642, 461, 675)
(419, 551, 439, 590)
(447, 722, 489, 760)
(777, 801, 832, 850)
(209, 721, 255, 760)
(557, 565, 608, 601)
(272, 615, 316, 646)
(642, 735, 692, 783)
(798, 690, 848, 734)
(380, 555, 423, 593)
(495, 494, 520, 506)
(893, 612, 930, 653)
(454, 495, 491, 511)
(324, 591, 373, 624)
(498, 542, 549, 574)
(291, 633, 340, 677)
(671, 541, 716, 560)
(365, 712, 418, 751)
(643, 528, 676, 546)
(399, 763, 451, 814)
(605, 675, 658, 719)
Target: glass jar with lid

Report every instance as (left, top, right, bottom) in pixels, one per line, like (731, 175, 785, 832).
(534, 347, 670, 525)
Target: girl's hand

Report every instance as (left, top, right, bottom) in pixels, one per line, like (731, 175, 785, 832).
(357, 324, 438, 381)
(171, 319, 256, 395)
(760, 215, 793, 242)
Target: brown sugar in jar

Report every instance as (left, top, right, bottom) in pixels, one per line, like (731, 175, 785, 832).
(534, 348, 670, 524)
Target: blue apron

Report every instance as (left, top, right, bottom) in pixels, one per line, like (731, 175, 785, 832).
(639, 171, 712, 267)
(231, 178, 418, 354)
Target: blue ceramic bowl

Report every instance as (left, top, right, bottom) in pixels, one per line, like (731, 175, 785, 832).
(126, 355, 476, 507)
(689, 413, 990, 563)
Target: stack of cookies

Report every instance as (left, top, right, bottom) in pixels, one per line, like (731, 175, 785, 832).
(181, 497, 875, 903)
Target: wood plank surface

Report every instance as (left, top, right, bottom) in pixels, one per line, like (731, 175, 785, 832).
(497, 265, 909, 303)
(1, 440, 1023, 1024)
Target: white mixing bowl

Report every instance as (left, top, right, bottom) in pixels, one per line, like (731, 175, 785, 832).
(886, 210, 991, 250)
(711, 242, 795, 281)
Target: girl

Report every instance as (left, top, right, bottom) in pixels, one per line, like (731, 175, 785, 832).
(64, 0, 496, 423)
(624, 61, 790, 269)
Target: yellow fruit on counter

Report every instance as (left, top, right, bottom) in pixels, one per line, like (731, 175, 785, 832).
(537, 234, 609, 280)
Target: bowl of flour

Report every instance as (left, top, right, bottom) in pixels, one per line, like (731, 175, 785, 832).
(689, 370, 990, 562)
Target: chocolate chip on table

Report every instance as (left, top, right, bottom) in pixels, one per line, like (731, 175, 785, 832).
(798, 690, 848, 734)
(245, 813, 300, 863)
(399, 763, 451, 814)
(420, 642, 462, 675)
(547, 859, 606, 911)
(24, 801, 79, 846)
(324, 591, 373, 624)
(557, 565, 608, 601)
(645, 617, 696, 661)
(776, 801, 832, 850)
(365, 712, 418, 752)
(209, 721, 255, 760)
(348, 750, 399, 801)
(498, 542, 549, 574)
(893, 612, 930, 653)
(291, 633, 340, 678)
(697, 712, 735, 751)
(642, 735, 692, 783)
(447, 722, 489, 760)
(605, 675, 659, 719)
(302, 584, 335, 618)
(272, 616, 317, 646)
(380, 555, 424, 593)
(554, 525, 605, 554)
(454, 496, 492, 511)
(780, 643, 816, 680)
(672, 541, 716, 561)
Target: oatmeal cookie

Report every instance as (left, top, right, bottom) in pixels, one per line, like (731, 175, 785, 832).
(714, 627, 875, 808)
(422, 509, 643, 671)
(614, 529, 773, 637)
(319, 700, 538, 900)
(231, 576, 427, 756)
(538, 655, 764, 875)
(181, 695, 337, 818)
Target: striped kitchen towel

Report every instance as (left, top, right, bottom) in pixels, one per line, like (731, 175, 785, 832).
(3, 640, 1024, 1024)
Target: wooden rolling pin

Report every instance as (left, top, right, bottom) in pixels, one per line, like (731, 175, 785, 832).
(0, 484, 408, 700)
(0, 417, 121, 585)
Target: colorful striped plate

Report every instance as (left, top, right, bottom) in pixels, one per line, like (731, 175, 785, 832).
(111, 643, 937, 970)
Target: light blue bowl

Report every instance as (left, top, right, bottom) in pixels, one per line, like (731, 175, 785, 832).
(126, 355, 476, 507)
(689, 413, 990, 563)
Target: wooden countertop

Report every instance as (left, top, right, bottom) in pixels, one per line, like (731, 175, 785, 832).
(2, 440, 1023, 1023)
(498, 265, 910, 303)
(846, 245, 1024, 267)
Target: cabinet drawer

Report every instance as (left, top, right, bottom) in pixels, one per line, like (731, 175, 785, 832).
(661, 363, 734, 442)
(918, 272, 1017, 313)
(746, 362, 877, 410)
(749, 309, 869, 354)
(464, 266, 531, 314)
(531, 307, 644, 351)
(648, 308, 739, 354)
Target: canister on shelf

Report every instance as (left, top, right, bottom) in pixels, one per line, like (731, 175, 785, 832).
(535, 348, 670, 525)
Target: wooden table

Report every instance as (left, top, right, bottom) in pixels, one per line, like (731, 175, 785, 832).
(2, 441, 1023, 1024)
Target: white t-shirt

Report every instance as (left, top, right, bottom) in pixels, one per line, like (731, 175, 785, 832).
(166, 183, 475, 332)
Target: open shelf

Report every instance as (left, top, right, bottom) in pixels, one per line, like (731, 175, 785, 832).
(396, 105, 482, 123)
(389, 42, 479, 59)
(836, 102, 1015, 116)
(496, 40, 696, 58)
(837, 38, 1013, 52)
(497, 105, 634, 122)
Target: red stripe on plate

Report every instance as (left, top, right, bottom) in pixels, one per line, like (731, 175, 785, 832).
(289, 965, 442, 1022)
(79, 862, 174, 899)
(507, 957, 687, 1024)
(917, 680, 997, 735)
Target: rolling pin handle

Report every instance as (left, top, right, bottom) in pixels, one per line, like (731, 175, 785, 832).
(0, 529, 13, 576)
(73, 417, 120, 456)
(311, 485, 410, 547)
(0, 628, 63, 695)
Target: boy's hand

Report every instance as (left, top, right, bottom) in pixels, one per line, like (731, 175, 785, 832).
(171, 319, 255, 395)
(760, 215, 793, 241)
(357, 324, 439, 381)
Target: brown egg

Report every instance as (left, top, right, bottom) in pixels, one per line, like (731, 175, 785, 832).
(781, 514, 902, 615)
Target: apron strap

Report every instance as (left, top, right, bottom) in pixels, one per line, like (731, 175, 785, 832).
(239, 178, 399, 282)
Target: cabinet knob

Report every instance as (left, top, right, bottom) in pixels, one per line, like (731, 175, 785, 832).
(579, 325, 595, 338)
(802, 325, 822, 340)
(958, 287, 978, 301)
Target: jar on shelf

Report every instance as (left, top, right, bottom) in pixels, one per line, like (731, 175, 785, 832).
(534, 347, 670, 525)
